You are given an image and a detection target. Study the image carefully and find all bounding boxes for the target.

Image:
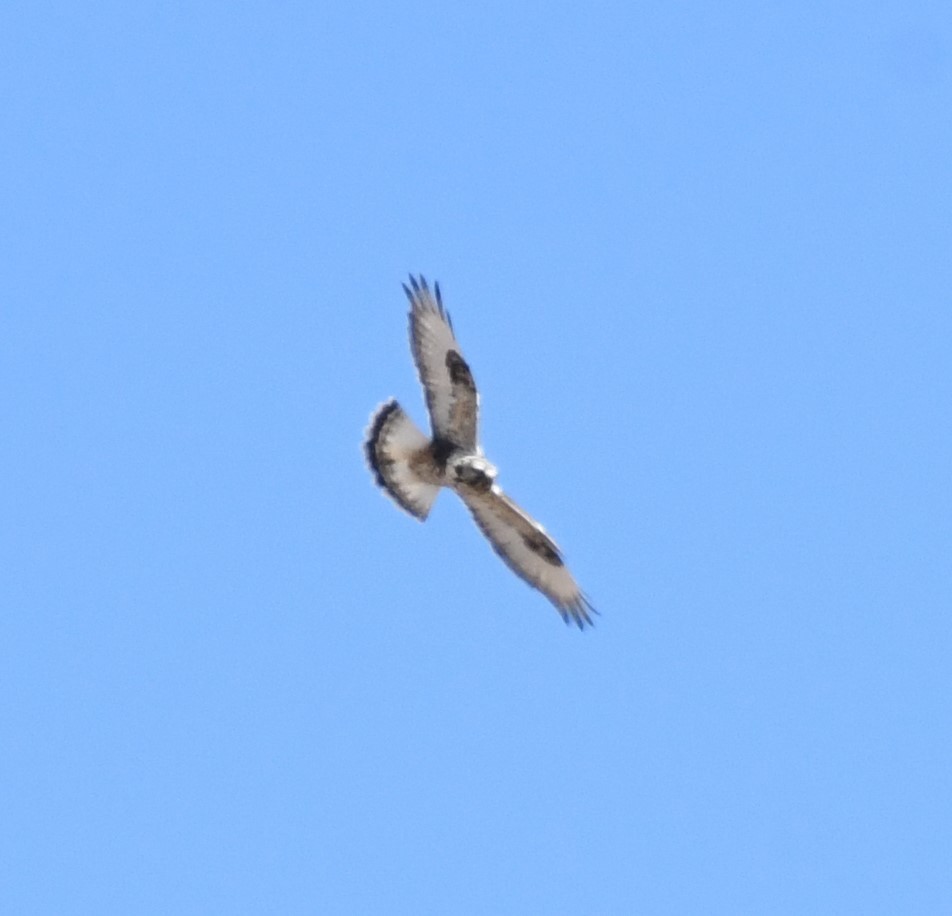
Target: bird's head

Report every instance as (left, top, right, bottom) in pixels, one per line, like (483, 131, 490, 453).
(452, 455, 498, 492)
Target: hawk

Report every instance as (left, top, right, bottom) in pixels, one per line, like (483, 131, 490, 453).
(364, 275, 595, 628)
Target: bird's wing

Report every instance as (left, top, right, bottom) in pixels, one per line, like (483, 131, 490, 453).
(457, 484, 595, 628)
(405, 275, 479, 451)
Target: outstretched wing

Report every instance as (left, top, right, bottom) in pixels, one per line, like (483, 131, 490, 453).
(404, 275, 479, 451)
(457, 484, 596, 629)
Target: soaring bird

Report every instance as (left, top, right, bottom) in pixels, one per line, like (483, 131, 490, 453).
(364, 276, 595, 628)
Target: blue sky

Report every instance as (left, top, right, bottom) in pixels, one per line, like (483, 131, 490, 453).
(3, 2, 951, 913)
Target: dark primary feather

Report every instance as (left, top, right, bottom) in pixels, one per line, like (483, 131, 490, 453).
(402, 275, 453, 330)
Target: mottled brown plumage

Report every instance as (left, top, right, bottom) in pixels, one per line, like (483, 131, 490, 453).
(364, 275, 595, 628)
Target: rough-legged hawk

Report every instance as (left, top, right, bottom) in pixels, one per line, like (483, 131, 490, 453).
(364, 276, 596, 629)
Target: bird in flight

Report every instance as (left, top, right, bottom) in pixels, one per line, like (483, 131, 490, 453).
(364, 275, 595, 628)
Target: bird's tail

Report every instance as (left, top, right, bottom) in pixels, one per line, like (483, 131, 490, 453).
(364, 400, 440, 521)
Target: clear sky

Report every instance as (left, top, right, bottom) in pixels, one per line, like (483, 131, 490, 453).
(3, 2, 951, 914)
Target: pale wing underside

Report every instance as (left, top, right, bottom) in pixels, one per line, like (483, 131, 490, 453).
(457, 484, 595, 628)
(405, 275, 479, 451)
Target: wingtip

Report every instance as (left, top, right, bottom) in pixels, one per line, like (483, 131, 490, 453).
(403, 273, 452, 328)
(562, 594, 597, 630)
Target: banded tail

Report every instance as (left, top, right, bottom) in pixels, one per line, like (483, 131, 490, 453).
(364, 400, 440, 521)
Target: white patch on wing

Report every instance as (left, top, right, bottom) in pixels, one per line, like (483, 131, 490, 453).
(457, 484, 595, 628)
